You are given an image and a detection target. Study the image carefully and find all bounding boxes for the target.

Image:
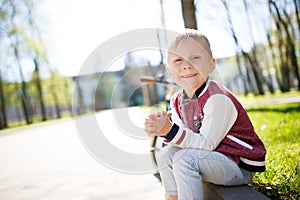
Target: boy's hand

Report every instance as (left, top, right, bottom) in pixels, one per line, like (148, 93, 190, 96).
(144, 111, 172, 137)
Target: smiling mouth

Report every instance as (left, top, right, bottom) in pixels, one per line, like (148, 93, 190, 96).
(181, 73, 197, 78)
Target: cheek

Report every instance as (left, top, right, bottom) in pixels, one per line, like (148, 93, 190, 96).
(167, 66, 178, 77)
(195, 61, 212, 73)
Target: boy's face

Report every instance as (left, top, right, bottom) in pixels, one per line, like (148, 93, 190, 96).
(167, 38, 215, 94)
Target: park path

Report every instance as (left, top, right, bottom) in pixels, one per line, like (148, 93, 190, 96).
(0, 107, 164, 200)
(1, 96, 299, 200)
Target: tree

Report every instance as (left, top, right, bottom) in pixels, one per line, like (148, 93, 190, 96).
(0, 0, 10, 128)
(181, 0, 197, 29)
(10, 32, 33, 124)
(26, 0, 48, 121)
(0, 0, 51, 127)
(293, 0, 300, 35)
(192, 0, 299, 94)
(221, 0, 264, 95)
(0, 73, 7, 128)
(269, 0, 300, 92)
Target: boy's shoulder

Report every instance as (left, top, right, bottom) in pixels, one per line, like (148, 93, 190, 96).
(171, 89, 183, 103)
(206, 80, 231, 94)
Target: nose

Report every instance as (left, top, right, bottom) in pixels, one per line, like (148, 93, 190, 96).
(181, 60, 193, 70)
(183, 66, 192, 70)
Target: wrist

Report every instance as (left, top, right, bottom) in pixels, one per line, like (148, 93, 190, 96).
(160, 120, 172, 136)
(166, 121, 173, 133)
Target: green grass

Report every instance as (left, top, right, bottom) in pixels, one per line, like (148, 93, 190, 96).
(246, 103, 300, 199)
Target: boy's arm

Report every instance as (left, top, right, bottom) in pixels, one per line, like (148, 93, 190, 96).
(163, 94, 238, 150)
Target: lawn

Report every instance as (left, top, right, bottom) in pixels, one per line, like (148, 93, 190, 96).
(244, 102, 300, 199)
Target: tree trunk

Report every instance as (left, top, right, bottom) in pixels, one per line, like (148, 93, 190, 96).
(64, 78, 74, 117)
(292, 0, 300, 37)
(52, 90, 61, 119)
(14, 46, 32, 124)
(235, 54, 248, 95)
(242, 0, 265, 95)
(181, 0, 197, 29)
(270, 1, 299, 90)
(0, 73, 7, 129)
(271, 9, 290, 91)
(33, 58, 47, 121)
(221, 0, 264, 95)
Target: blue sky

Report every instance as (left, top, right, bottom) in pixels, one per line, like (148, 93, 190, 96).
(39, 0, 268, 76)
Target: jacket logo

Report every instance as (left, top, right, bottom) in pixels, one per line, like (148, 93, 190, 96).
(193, 114, 203, 133)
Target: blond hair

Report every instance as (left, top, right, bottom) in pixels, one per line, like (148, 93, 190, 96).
(168, 29, 213, 58)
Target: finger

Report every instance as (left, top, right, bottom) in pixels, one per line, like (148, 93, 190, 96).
(144, 122, 154, 127)
(144, 128, 157, 137)
(167, 112, 172, 118)
(144, 125, 156, 132)
(148, 115, 157, 121)
(156, 112, 162, 118)
(144, 118, 154, 125)
(148, 132, 157, 137)
(148, 113, 157, 118)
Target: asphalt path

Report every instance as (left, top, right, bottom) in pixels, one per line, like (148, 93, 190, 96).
(2, 97, 298, 200)
(0, 107, 164, 200)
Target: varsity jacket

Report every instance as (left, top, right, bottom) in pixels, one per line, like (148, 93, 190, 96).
(163, 80, 266, 172)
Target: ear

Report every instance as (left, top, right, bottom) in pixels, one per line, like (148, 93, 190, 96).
(209, 58, 216, 73)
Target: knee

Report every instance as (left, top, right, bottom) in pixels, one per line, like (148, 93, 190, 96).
(172, 149, 209, 172)
(156, 146, 180, 169)
(172, 149, 192, 171)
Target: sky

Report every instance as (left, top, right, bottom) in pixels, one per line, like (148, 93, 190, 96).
(38, 0, 268, 77)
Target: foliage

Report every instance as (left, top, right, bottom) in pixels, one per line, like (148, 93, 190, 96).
(1, 73, 74, 126)
(245, 103, 300, 199)
(196, 0, 300, 94)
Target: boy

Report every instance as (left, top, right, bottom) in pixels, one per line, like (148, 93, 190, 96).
(144, 29, 266, 200)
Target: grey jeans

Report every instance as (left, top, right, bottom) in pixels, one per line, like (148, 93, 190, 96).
(156, 146, 254, 200)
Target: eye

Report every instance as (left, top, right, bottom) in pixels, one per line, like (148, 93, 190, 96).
(192, 56, 201, 59)
(173, 58, 182, 63)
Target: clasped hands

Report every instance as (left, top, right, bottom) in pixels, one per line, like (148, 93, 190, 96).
(144, 110, 172, 137)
